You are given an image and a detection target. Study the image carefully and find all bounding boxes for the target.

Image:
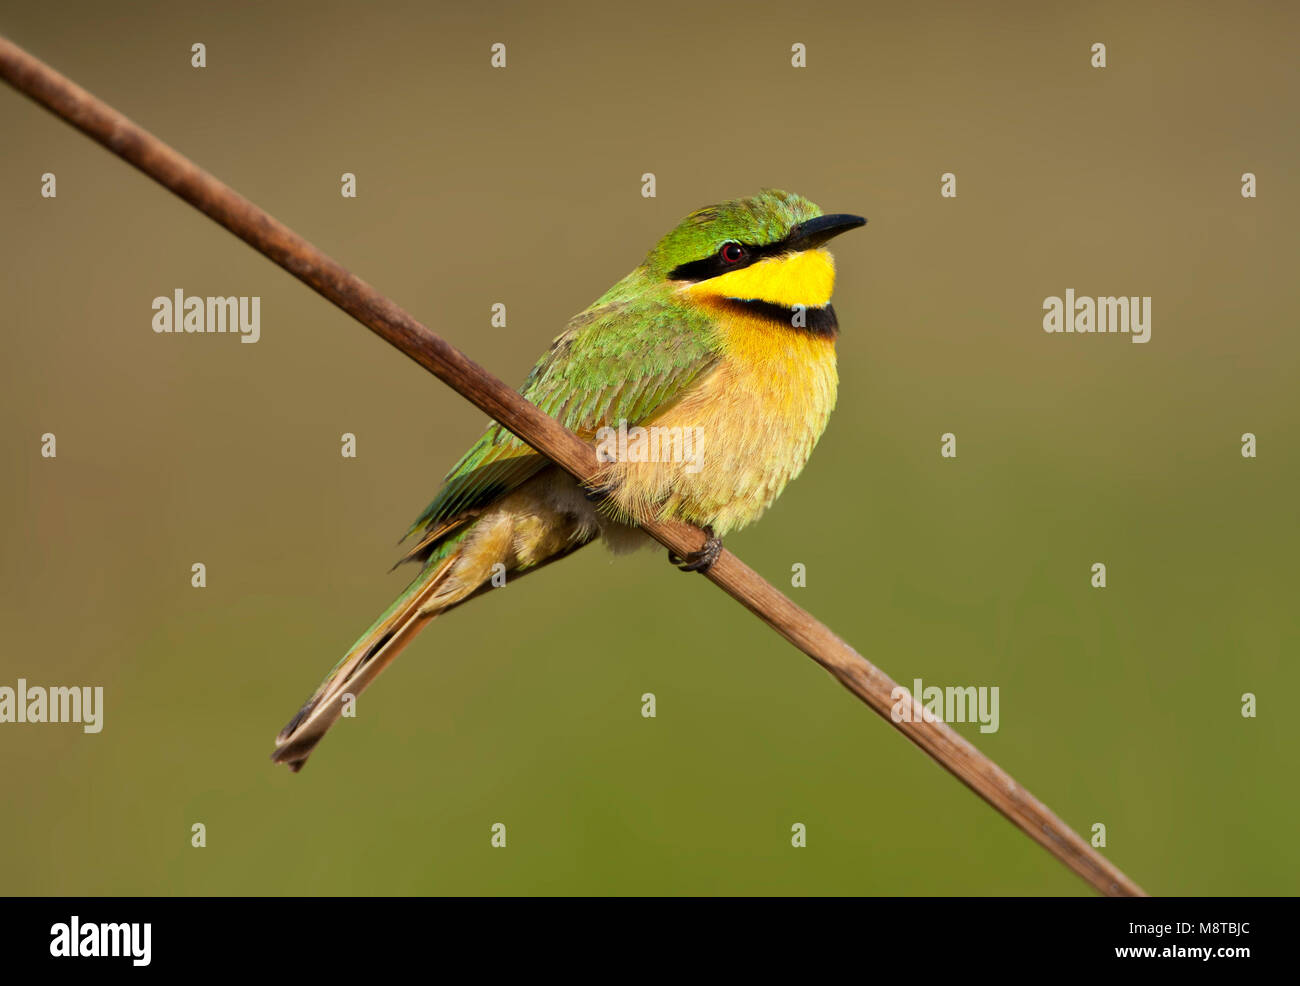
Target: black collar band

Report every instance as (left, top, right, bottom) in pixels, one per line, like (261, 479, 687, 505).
(722, 299, 838, 337)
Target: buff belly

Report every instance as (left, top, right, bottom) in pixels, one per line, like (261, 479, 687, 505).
(599, 307, 839, 536)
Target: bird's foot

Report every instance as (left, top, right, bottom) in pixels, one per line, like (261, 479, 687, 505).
(669, 527, 722, 573)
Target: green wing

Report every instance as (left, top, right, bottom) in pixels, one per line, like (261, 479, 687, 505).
(404, 290, 719, 550)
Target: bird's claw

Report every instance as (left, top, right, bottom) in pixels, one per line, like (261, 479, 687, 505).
(669, 529, 722, 573)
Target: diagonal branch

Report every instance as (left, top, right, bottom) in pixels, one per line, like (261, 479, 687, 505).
(0, 34, 1146, 897)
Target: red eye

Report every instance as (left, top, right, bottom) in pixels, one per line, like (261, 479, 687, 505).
(720, 243, 745, 264)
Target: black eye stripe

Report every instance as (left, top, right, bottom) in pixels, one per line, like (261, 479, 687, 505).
(667, 239, 789, 282)
(666, 214, 864, 283)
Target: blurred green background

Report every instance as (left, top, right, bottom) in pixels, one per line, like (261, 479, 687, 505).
(1, 0, 1296, 895)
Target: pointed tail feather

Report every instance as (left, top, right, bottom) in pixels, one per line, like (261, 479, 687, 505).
(271, 554, 459, 772)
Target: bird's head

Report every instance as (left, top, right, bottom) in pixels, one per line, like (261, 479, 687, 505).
(645, 189, 865, 310)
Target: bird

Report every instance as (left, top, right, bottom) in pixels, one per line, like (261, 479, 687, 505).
(271, 189, 865, 771)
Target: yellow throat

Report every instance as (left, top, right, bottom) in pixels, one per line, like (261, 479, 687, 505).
(684, 248, 836, 308)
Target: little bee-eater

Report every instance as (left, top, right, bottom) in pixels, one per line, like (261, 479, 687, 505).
(272, 189, 865, 770)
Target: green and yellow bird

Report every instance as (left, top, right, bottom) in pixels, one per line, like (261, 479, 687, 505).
(272, 189, 865, 770)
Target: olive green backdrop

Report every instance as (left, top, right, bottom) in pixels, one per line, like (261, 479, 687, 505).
(1, 0, 1295, 895)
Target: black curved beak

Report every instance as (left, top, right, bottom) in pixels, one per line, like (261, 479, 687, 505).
(787, 213, 867, 251)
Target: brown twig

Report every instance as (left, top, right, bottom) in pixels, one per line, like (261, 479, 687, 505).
(0, 34, 1147, 896)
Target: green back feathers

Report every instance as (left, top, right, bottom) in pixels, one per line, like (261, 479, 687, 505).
(405, 289, 717, 548)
